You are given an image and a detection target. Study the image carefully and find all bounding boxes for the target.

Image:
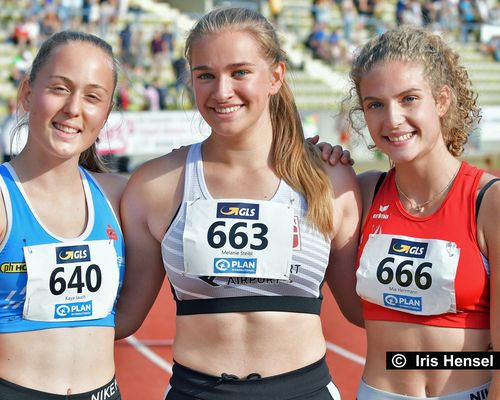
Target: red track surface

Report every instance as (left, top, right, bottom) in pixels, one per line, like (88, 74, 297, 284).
(115, 282, 366, 400)
(114, 170, 499, 399)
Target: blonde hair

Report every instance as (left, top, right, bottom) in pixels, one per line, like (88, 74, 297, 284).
(185, 7, 333, 236)
(345, 26, 481, 156)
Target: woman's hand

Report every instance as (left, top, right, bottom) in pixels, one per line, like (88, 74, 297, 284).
(308, 135, 354, 166)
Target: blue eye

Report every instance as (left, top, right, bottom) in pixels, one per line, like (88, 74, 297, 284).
(233, 70, 249, 78)
(404, 95, 417, 103)
(197, 73, 214, 80)
(367, 102, 382, 110)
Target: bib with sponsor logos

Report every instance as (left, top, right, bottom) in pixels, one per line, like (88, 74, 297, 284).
(23, 240, 119, 322)
(356, 234, 460, 315)
(184, 199, 294, 280)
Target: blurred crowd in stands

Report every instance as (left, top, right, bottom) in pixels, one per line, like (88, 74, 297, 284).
(2, 0, 500, 119)
(4, 0, 192, 116)
(304, 0, 500, 64)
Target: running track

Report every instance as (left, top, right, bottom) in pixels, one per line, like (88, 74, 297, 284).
(114, 169, 499, 399)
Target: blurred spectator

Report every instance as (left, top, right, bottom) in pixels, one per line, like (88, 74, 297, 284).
(58, 0, 83, 30)
(305, 22, 329, 60)
(340, 0, 356, 43)
(116, 81, 130, 111)
(311, 0, 332, 25)
(151, 30, 167, 76)
(327, 28, 344, 63)
(23, 14, 41, 47)
(459, 0, 481, 42)
(480, 35, 500, 61)
(161, 23, 175, 61)
(269, 0, 284, 26)
(9, 50, 33, 87)
(99, 0, 116, 37)
(119, 23, 133, 64)
(438, 0, 457, 34)
(152, 77, 168, 110)
(335, 108, 352, 152)
(355, 0, 375, 28)
(11, 18, 31, 49)
(28, 0, 43, 17)
(131, 28, 147, 69)
(396, 0, 406, 25)
(82, 0, 100, 25)
(82, 0, 92, 24)
(402, 0, 423, 26)
(0, 99, 17, 162)
(40, 9, 61, 39)
(421, 0, 437, 26)
(476, 0, 490, 22)
(171, 54, 193, 107)
(143, 82, 160, 111)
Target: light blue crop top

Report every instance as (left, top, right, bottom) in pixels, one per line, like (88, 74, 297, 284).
(0, 163, 125, 333)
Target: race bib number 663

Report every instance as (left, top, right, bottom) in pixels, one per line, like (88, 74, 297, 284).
(183, 199, 294, 280)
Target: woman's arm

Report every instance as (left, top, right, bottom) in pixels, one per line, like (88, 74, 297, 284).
(114, 150, 187, 339)
(325, 163, 364, 327)
(478, 178, 500, 396)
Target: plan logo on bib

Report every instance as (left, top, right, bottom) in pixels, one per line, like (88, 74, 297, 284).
(54, 301, 93, 319)
(214, 258, 257, 274)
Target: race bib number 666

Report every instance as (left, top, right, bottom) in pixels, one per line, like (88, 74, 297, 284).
(356, 234, 460, 316)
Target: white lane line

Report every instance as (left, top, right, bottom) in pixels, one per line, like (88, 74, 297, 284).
(125, 335, 173, 374)
(130, 338, 174, 346)
(326, 341, 366, 365)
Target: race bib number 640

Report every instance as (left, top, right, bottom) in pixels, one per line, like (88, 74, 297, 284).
(23, 240, 119, 322)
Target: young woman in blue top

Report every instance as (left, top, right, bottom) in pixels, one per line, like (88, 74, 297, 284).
(0, 31, 126, 399)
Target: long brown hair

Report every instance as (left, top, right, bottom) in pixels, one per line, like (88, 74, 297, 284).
(15, 31, 119, 172)
(185, 7, 334, 236)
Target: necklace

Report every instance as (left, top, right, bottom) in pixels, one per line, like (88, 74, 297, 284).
(395, 165, 461, 213)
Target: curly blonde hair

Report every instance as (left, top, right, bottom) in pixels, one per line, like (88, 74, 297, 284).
(345, 26, 481, 156)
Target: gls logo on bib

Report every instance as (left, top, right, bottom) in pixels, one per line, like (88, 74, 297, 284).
(388, 239, 428, 259)
(56, 245, 91, 264)
(216, 202, 259, 220)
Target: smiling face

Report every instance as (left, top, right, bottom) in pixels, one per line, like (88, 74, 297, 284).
(20, 41, 114, 162)
(359, 61, 450, 165)
(189, 30, 283, 140)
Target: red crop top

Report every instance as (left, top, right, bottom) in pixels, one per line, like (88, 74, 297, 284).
(356, 162, 489, 329)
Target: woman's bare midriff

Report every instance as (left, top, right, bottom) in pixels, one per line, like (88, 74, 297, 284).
(173, 311, 326, 378)
(363, 320, 491, 397)
(0, 326, 115, 394)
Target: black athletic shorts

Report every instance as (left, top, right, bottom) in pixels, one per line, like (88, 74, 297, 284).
(165, 356, 341, 399)
(0, 376, 121, 400)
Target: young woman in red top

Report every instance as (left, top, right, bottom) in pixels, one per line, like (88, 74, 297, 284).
(346, 26, 500, 399)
